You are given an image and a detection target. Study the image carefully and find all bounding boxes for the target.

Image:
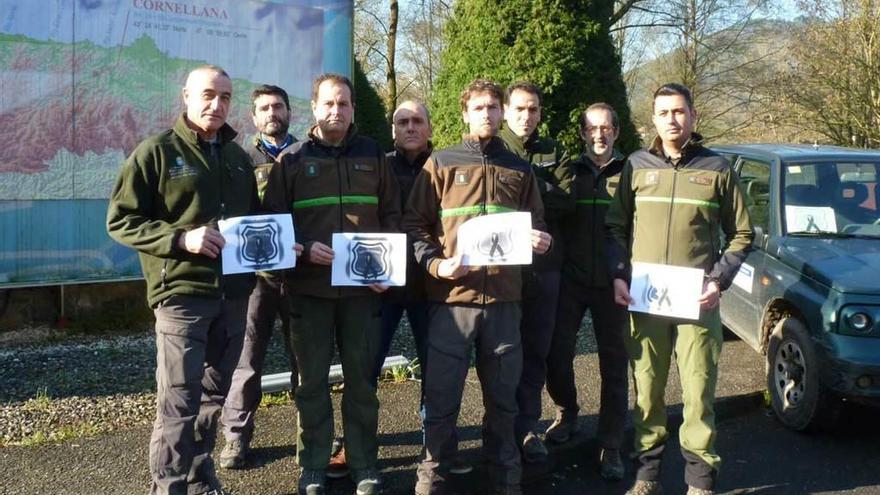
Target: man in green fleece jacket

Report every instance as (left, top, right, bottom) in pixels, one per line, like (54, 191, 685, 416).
(107, 65, 262, 495)
(497, 82, 573, 464)
(606, 83, 753, 495)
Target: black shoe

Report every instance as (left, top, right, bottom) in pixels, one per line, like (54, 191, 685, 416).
(544, 412, 580, 444)
(521, 431, 549, 464)
(599, 448, 624, 481)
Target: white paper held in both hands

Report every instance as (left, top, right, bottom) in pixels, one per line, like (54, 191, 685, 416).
(331, 233, 408, 286)
(457, 211, 532, 266)
(218, 214, 296, 275)
(628, 261, 705, 320)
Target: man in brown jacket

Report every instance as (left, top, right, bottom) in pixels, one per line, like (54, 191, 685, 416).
(403, 79, 551, 495)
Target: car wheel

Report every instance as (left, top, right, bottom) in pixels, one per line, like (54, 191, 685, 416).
(766, 317, 840, 431)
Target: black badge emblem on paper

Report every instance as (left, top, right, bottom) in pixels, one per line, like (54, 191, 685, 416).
(238, 220, 282, 269)
(348, 239, 391, 282)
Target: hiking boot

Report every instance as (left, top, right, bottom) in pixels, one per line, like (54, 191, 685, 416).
(599, 448, 624, 481)
(544, 412, 580, 444)
(625, 480, 664, 495)
(686, 487, 715, 495)
(218, 438, 249, 470)
(326, 441, 349, 479)
(353, 468, 382, 495)
(297, 469, 326, 495)
(521, 431, 549, 464)
(448, 457, 473, 475)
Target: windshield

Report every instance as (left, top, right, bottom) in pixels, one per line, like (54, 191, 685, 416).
(783, 160, 880, 237)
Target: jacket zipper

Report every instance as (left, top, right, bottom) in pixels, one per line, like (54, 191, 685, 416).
(481, 151, 488, 306)
(591, 165, 600, 286)
(665, 165, 679, 265)
(336, 154, 344, 297)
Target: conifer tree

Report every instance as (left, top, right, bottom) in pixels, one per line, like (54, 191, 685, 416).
(430, 0, 638, 153)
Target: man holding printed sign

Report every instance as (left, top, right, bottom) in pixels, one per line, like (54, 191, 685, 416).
(605, 83, 752, 495)
(403, 79, 551, 495)
(262, 73, 400, 495)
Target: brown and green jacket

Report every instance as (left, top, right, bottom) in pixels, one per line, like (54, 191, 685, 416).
(606, 134, 753, 290)
(498, 126, 574, 272)
(106, 114, 259, 308)
(262, 124, 401, 298)
(562, 152, 625, 288)
(402, 135, 547, 304)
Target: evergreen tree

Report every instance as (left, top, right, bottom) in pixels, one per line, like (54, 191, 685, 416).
(353, 59, 393, 150)
(429, 0, 638, 154)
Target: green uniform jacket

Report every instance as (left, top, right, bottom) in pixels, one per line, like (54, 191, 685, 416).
(402, 135, 547, 304)
(606, 135, 753, 290)
(106, 114, 259, 308)
(562, 152, 625, 288)
(262, 125, 401, 299)
(498, 126, 574, 272)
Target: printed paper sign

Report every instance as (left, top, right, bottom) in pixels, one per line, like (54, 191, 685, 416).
(458, 212, 532, 266)
(785, 205, 837, 233)
(732, 262, 754, 294)
(219, 214, 296, 274)
(629, 262, 705, 320)
(331, 233, 407, 286)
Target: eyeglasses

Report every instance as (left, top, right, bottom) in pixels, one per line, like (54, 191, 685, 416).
(586, 125, 615, 134)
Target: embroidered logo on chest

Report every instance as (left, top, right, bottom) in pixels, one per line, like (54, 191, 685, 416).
(454, 171, 470, 185)
(688, 176, 713, 186)
(168, 156, 199, 179)
(305, 162, 319, 177)
(645, 171, 659, 186)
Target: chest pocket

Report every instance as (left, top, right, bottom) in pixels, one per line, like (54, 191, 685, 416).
(604, 179, 619, 199)
(347, 161, 378, 194)
(495, 172, 522, 205)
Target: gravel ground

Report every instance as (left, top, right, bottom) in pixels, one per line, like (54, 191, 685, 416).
(0, 315, 597, 447)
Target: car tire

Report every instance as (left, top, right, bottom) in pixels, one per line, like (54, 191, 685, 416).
(766, 317, 840, 432)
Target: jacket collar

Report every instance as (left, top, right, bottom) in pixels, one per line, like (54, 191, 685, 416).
(173, 113, 238, 146)
(307, 123, 359, 151)
(499, 125, 540, 155)
(649, 132, 705, 164)
(580, 149, 625, 175)
(393, 142, 433, 168)
(462, 134, 506, 155)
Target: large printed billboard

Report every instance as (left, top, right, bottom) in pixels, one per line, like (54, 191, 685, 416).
(0, 0, 353, 287)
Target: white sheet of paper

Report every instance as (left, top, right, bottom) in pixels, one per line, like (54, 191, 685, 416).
(458, 212, 532, 266)
(218, 214, 296, 275)
(785, 205, 837, 233)
(628, 262, 704, 320)
(331, 233, 407, 286)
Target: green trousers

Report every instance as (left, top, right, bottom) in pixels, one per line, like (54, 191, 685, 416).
(287, 294, 382, 470)
(625, 308, 723, 489)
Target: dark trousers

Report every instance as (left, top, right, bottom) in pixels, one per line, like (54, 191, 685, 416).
(221, 276, 298, 443)
(515, 270, 561, 439)
(374, 300, 430, 384)
(150, 295, 248, 495)
(417, 302, 523, 493)
(288, 294, 382, 470)
(546, 277, 629, 449)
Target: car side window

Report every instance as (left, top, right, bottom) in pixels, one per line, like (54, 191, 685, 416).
(737, 158, 771, 232)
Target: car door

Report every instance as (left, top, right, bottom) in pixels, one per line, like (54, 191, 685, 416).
(722, 156, 772, 350)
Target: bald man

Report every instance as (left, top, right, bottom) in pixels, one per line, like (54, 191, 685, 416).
(107, 65, 262, 495)
(374, 100, 433, 383)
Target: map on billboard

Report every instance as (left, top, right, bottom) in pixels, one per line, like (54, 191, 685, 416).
(0, 0, 352, 286)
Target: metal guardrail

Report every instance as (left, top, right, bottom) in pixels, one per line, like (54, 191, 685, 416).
(260, 354, 411, 394)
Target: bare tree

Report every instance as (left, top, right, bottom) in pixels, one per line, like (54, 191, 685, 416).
(769, 0, 880, 147)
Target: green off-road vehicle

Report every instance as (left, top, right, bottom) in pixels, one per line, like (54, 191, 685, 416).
(713, 144, 880, 431)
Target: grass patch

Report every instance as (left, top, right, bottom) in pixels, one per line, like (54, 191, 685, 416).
(259, 391, 293, 408)
(381, 358, 420, 383)
(21, 388, 52, 413)
(14, 423, 101, 447)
